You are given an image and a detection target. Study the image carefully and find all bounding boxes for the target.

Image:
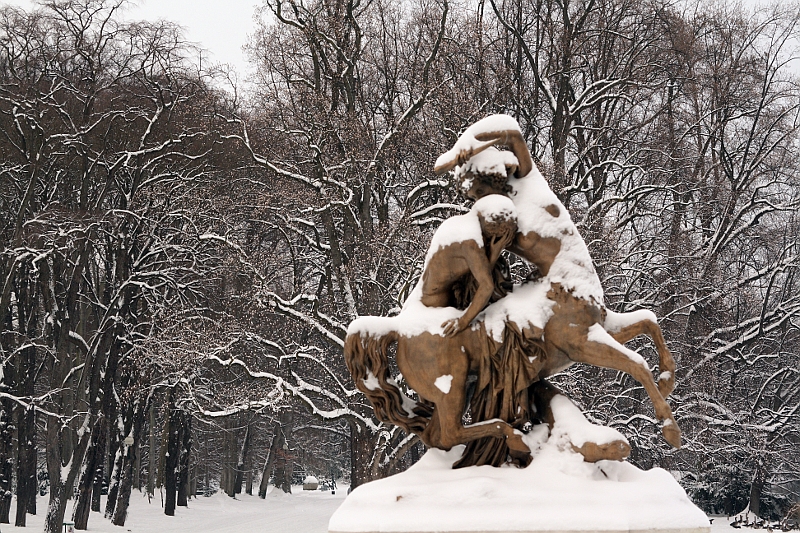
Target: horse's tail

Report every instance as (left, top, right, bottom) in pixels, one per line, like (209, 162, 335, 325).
(344, 330, 430, 434)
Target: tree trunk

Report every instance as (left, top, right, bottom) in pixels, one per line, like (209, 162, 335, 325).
(274, 409, 294, 494)
(157, 390, 170, 490)
(177, 411, 192, 507)
(133, 430, 141, 491)
(0, 399, 12, 524)
(105, 385, 129, 521)
(73, 417, 103, 529)
(14, 359, 36, 525)
(147, 400, 156, 496)
(349, 421, 375, 492)
(189, 463, 197, 498)
(223, 418, 236, 497)
(233, 424, 251, 495)
(111, 399, 144, 526)
(43, 412, 94, 533)
(27, 442, 36, 515)
(104, 443, 124, 518)
(258, 409, 292, 498)
(90, 418, 107, 513)
(164, 394, 179, 516)
(749, 467, 764, 518)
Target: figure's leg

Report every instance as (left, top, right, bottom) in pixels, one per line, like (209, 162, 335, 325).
(530, 380, 630, 462)
(605, 311, 676, 398)
(564, 325, 680, 448)
(433, 380, 531, 466)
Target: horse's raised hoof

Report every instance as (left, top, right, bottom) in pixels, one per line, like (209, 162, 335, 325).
(661, 418, 681, 448)
(573, 439, 631, 463)
(658, 372, 675, 398)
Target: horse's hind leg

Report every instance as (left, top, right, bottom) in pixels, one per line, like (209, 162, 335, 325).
(567, 325, 681, 449)
(605, 310, 676, 398)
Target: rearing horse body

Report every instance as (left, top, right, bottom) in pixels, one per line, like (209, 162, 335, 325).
(345, 197, 533, 463)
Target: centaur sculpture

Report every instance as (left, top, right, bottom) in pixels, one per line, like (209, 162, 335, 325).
(345, 115, 680, 468)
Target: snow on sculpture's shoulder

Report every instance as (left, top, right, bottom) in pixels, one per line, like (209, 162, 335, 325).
(508, 168, 564, 238)
(425, 195, 516, 266)
(463, 113, 522, 136)
(423, 211, 482, 268)
(510, 171, 605, 303)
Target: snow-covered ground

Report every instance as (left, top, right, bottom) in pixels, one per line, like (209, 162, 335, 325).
(3, 486, 347, 533)
(1, 487, 744, 532)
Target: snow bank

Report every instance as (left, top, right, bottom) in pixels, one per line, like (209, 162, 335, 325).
(549, 394, 627, 447)
(329, 431, 710, 533)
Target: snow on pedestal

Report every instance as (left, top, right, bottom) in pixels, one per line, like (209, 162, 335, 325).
(328, 428, 710, 533)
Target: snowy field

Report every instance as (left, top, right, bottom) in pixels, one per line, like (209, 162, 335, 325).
(3, 487, 346, 533)
(2, 487, 743, 533)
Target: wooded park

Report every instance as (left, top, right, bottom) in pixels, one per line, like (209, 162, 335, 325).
(0, 0, 798, 531)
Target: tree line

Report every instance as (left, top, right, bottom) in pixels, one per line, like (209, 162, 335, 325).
(0, 0, 798, 531)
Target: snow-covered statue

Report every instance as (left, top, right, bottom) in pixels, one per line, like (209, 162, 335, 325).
(334, 116, 709, 533)
(344, 115, 680, 471)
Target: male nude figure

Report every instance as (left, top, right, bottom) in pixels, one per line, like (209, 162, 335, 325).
(418, 196, 517, 337)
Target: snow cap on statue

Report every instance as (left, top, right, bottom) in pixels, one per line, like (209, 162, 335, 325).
(472, 194, 517, 224)
(455, 147, 519, 193)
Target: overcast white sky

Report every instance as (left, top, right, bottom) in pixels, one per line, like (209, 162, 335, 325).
(0, 0, 787, 78)
(3, 0, 260, 74)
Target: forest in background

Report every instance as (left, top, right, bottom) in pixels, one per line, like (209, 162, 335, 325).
(0, 0, 798, 531)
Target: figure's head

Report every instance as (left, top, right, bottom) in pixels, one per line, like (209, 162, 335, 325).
(456, 147, 518, 201)
(473, 195, 518, 240)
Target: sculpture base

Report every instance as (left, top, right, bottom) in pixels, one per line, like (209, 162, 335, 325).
(329, 428, 710, 533)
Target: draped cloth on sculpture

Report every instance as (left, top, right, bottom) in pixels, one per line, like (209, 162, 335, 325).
(450, 259, 547, 468)
(454, 321, 545, 468)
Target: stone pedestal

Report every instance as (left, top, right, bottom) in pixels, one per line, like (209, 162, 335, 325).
(329, 430, 710, 533)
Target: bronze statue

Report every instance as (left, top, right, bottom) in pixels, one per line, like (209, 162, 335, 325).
(345, 115, 680, 469)
(345, 196, 535, 465)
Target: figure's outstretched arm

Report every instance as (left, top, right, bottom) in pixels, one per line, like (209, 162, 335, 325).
(474, 130, 533, 178)
(433, 137, 501, 175)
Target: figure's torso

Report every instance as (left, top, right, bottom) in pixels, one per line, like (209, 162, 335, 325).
(509, 172, 604, 304)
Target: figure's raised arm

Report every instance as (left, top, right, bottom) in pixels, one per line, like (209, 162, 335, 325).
(473, 129, 532, 179)
(434, 137, 502, 175)
(434, 114, 533, 179)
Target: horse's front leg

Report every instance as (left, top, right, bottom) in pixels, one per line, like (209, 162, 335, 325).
(433, 382, 531, 466)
